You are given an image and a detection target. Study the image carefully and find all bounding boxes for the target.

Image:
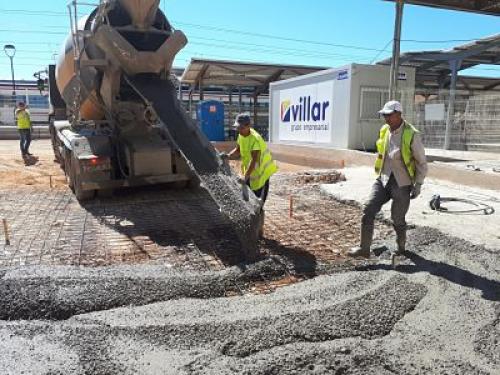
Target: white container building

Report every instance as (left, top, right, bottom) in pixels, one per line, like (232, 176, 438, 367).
(269, 63, 416, 150)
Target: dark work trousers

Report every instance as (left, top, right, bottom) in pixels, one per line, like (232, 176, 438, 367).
(18, 129, 32, 156)
(250, 179, 270, 206)
(362, 175, 411, 233)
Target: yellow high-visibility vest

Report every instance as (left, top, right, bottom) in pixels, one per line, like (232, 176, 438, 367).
(15, 109, 31, 129)
(237, 128, 278, 191)
(375, 121, 418, 183)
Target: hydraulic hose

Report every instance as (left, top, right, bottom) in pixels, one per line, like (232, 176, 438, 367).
(429, 194, 495, 215)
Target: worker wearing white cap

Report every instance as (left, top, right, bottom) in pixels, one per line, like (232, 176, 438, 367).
(348, 100, 428, 258)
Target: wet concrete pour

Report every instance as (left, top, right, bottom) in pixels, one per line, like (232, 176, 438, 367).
(0, 223, 498, 374)
(0, 174, 498, 374)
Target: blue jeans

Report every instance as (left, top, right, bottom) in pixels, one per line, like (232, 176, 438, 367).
(19, 129, 32, 155)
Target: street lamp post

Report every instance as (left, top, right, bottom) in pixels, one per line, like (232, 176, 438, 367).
(3, 44, 16, 96)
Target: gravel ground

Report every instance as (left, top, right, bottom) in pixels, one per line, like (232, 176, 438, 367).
(0, 144, 498, 373)
(321, 166, 500, 249)
(0, 223, 498, 374)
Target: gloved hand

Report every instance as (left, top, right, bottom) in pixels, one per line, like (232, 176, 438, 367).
(237, 175, 250, 184)
(410, 183, 422, 199)
(219, 152, 229, 160)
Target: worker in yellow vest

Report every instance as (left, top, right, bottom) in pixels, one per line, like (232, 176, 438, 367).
(15, 101, 33, 158)
(222, 113, 278, 206)
(348, 100, 428, 258)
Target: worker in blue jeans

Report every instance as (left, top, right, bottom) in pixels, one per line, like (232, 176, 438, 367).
(15, 102, 33, 158)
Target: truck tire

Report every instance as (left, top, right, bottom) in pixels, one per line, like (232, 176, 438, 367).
(64, 149, 74, 190)
(171, 180, 189, 189)
(70, 156, 95, 201)
(49, 116, 62, 164)
(97, 189, 114, 198)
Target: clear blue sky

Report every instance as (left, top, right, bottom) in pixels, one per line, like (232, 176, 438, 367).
(0, 0, 499, 81)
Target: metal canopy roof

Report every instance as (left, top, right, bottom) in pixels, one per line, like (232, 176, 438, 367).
(377, 34, 500, 84)
(416, 74, 500, 92)
(383, 0, 500, 16)
(180, 58, 327, 91)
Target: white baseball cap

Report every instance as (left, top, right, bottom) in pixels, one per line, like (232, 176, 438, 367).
(378, 100, 402, 115)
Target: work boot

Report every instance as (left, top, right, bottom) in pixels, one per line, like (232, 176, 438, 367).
(347, 224, 374, 258)
(394, 227, 406, 255)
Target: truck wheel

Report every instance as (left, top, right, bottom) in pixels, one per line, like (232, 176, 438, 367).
(97, 189, 114, 198)
(74, 180, 95, 201)
(49, 116, 62, 164)
(171, 180, 189, 189)
(65, 150, 74, 190)
(70, 157, 95, 201)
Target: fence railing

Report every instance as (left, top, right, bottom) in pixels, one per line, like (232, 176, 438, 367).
(0, 92, 50, 125)
(414, 94, 500, 152)
(358, 87, 500, 152)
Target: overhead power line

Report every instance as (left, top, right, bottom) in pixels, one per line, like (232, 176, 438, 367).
(370, 40, 393, 64)
(173, 21, 489, 51)
(0, 62, 50, 67)
(0, 8, 66, 16)
(0, 41, 60, 46)
(188, 35, 371, 60)
(0, 8, 488, 53)
(0, 7, 93, 16)
(186, 41, 370, 61)
(401, 38, 476, 44)
(174, 21, 383, 52)
(0, 8, 400, 53)
(0, 29, 66, 35)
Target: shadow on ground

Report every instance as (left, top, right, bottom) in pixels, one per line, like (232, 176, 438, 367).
(359, 251, 500, 302)
(261, 238, 318, 276)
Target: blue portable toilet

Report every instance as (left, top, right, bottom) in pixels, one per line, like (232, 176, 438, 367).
(197, 100, 225, 141)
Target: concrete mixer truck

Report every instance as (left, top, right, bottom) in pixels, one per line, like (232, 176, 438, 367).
(49, 0, 264, 259)
(49, 0, 202, 200)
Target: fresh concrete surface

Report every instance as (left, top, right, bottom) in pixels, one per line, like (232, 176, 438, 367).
(0, 140, 497, 374)
(321, 166, 500, 250)
(0, 226, 498, 374)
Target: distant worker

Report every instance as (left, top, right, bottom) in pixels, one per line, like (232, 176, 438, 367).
(221, 113, 278, 206)
(15, 101, 33, 158)
(348, 100, 428, 258)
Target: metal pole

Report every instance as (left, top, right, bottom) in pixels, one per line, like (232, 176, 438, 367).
(444, 59, 461, 150)
(199, 79, 204, 102)
(389, 0, 404, 100)
(228, 87, 233, 132)
(9, 56, 16, 96)
(228, 87, 233, 120)
(253, 91, 258, 128)
(188, 87, 193, 116)
(238, 87, 242, 113)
